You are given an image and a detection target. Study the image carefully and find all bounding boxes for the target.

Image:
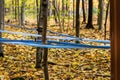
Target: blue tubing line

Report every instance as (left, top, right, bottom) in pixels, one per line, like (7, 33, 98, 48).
(0, 30, 110, 44)
(2, 41, 110, 49)
(3, 42, 110, 49)
(0, 30, 68, 39)
(0, 30, 41, 37)
(0, 38, 110, 49)
(47, 30, 73, 37)
(47, 30, 110, 44)
(4, 23, 73, 37)
(4, 23, 110, 43)
(0, 38, 107, 46)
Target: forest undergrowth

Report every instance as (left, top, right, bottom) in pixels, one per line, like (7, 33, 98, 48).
(0, 22, 110, 80)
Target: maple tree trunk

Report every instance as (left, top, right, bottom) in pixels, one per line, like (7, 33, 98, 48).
(36, 0, 43, 68)
(62, 0, 65, 30)
(67, 5, 70, 32)
(21, 0, 26, 26)
(52, 0, 62, 32)
(104, 1, 110, 40)
(85, 0, 94, 29)
(41, 0, 49, 79)
(97, 0, 103, 30)
(17, 0, 20, 25)
(36, 0, 49, 79)
(76, 0, 80, 38)
(110, 0, 120, 79)
(82, 0, 86, 24)
(14, 0, 17, 20)
(52, 0, 58, 23)
(36, 0, 39, 27)
(73, 0, 75, 28)
(12, 0, 15, 19)
(43, 48, 49, 80)
(0, 0, 4, 57)
(66, 0, 68, 16)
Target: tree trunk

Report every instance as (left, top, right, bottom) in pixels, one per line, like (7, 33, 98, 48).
(17, 0, 21, 25)
(36, 0, 39, 27)
(66, 0, 68, 16)
(76, 0, 80, 38)
(21, 0, 26, 26)
(12, 0, 15, 19)
(62, 0, 65, 30)
(110, 0, 120, 79)
(97, 0, 103, 30)
(82, 0, 86, 24)
(15, 0, 17, 20)
(0, 0, 4, 57)
(36, 0, 43, 68)
(43, 48, 49, 80)
(52, 0, 62, 32)
(47, 1, 50, 17)
(67, 3, 70, 32)
(73, 0, 75, 28)
(104, 0, 110, 40)
(52, 0, 58, 23)
(85, 0, 94, 29)
(41, 0, 49, 79)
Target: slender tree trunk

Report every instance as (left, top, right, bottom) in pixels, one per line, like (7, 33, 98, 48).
(97, 0, 103, 30)
(104, 0, 110, 40)
(73, 0, 75, 28)
(52, 0, 62, 32)
(41, 0, 49, 79)
(36, 0, 43, 68)
(0, 0, 4, 57)
(52, 0, 58, 23)
(67, 8, 70, 32)
(43, 48, 49, 80)
(85, 0, 94, 29)
(48, 1, 50, 17)
(62, 0, 65, 30)
(76, 0, 80, 38)
(82, 0, 86, 24)
(15, 0, 17, 20)
(21, 0, 26, 26)
(67, 2, 70, 32)
(85, 0, 88, 17)
(18, 0, 21, 25)
(57, 0, 60, 13)
(66, 0, 68, 16)
(12, 0, 14, 19)
(36, 0, 39, 27)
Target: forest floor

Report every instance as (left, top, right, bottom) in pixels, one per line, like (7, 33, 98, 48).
(0, 20, 110, 80)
